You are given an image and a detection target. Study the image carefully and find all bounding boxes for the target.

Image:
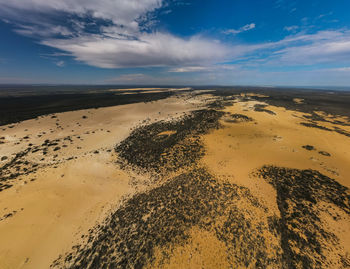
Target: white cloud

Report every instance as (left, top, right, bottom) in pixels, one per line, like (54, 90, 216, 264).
(284, 25, 299, 32)
(262, 30, 350, 66)
(169, 65, 239, 73)
(331, 67, 350, 72)
(55, 60, 65, 67)
(0, 0, 230, 68)
(274, 0, 297, 11)
(222, 23, 256, 35)
(14, 24, 73, 38)
(0, 0, 163, 40)
(318, 12, 333, 19)
(169, 66, 210, 72)
(0, 0, 162, 26)
(274, 40, 350, 65)
(30, 27, 350, 69)
(42, 33, 230, 68)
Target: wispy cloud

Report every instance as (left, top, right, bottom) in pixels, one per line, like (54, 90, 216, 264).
(14, 24, 73, 38)
(169, 65, 238, 73)
(318, 12, 333, 19)
(265, 30, 350, 66)
(169, 66, 211, 73)
(222, 23, 256, 35)
(55, 60, 65, 67)
(275, 0, 297, 11)
(284, 25, 299, 32)
(331, 67, 350, 72)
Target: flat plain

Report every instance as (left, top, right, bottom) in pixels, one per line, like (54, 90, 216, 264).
(0, 87, 349, 268)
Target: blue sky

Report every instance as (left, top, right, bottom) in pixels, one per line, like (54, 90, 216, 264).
(0, 0, 350, 86)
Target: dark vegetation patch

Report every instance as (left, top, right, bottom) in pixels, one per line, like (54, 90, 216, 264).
(300, 122, 350, 138)
(206, 98, 235, 110)
(301, 146, 331, 157)
(255, 165, 350, 269)
(0, 147, 39, 192)
(302, 145, 315, 151)
(253, 104, 276, 115)
(0, 135, 79, 191)
(302, 113, 350, 127)
(0, 210, 16, 221)
(115, 109, 224, 175)
(207, 100, 226, 109)
(318, 151, 331, 157)
(333, 126, 350, 137)
(0, 208, 23, 221)
(202, 87, 350, 127)
(52, 169, 281, 269)
(300, 122, 333, 131)
(224, 113, 254, 123)
(235, 88, 350, 119)
(0, 89, 179, 126)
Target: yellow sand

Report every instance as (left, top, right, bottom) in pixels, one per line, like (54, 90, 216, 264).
(293, 98, 305, 104)
(1, 93, 350, 268)
(157, 130, 177, 136)
(0, 92, 209, 269)
(200, 99, 350, 258)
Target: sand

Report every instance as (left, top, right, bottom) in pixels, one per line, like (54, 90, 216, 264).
(0, 92, 209, 269)
(1, 89, 349, 268)
(200, 97, 350, 267)
(201, 98, 350, 189)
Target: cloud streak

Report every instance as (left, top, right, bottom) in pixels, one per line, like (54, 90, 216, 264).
(222, 23, 256, 35)
(261, 30, 350, 66)
(42, 33, 229, 68)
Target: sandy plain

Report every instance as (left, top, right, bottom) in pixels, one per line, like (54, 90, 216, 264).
(0, 89, 350, 268)
(0, 91, 208, 268)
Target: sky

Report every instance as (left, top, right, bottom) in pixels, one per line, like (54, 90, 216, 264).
(0, 0, 350, 86)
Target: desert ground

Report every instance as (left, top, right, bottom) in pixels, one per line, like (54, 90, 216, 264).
(0, 87, 349, 268)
